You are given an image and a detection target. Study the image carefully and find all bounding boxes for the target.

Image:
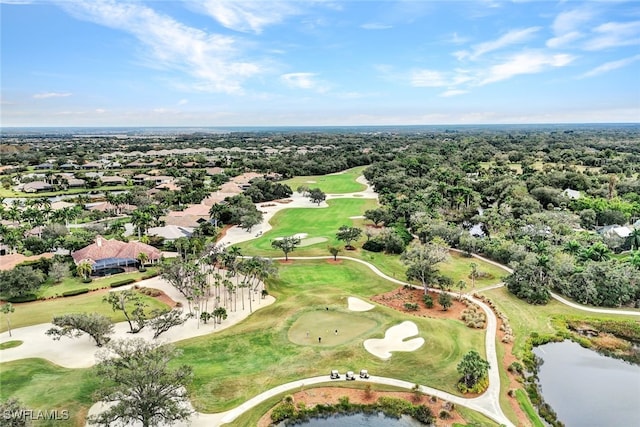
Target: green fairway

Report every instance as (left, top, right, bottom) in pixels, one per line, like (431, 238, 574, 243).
(1, 259, 485, 421)
(0, 359, 98, 427)
(482, 286, 640, 355)
(281, 166, 368, 193)
(288, 309, 378, 346)
(0, 291, 169, 333)
(236, 198, 378, 256)
(174, 259, 485, 413)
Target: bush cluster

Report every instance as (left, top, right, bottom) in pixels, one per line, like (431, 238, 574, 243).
(270, 395, 434, 425)
(110, 278, 136, 288)
(7, 294, 38, 303)
(460, 306, 486, 329)
(62, 288, 89, 297)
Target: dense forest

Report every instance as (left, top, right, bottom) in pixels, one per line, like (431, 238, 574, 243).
(1, 125, 639, 307)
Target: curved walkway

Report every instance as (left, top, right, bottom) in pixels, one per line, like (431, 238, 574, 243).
(279, 255, 512, 427)
(452, 248, 640, 317)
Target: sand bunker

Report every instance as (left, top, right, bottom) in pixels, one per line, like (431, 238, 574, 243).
(274, 233, 308, 241)
(299, 237, 328, 247)
(347, 297, 375, 311)
(306, 180, 317, 183)
(363, 321, 424, 360)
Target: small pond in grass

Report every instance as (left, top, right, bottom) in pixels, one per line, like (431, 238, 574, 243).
(534, 340, 640, 427)
(278, 413, 422, 426)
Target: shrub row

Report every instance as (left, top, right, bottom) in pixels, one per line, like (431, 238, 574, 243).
(7, 294, 38, 303)
(271, 395, 434, 425)
(62, 288, 89, 297)
(141, 271, 159, 280)
(110, 278, 136, 288)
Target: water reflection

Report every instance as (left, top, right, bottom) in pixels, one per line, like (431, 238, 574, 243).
(533, 340, 640, 427)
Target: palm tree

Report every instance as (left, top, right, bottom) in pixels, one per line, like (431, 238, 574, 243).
(131, 209, 152, 239)
(137, 252, 149, 271)
(627, 228, 640, 251)
(76, 261, 93, 282)
(469, 263, 479, 290)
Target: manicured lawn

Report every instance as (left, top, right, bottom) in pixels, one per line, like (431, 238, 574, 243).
(481, 286, 640, 356)
(37, 267, 159, 298)
(236, 198, 378, 256)
(281, 166, 368, 194)
(0, 290, 169, 332)
(0, 359, 98, 427)
(0, 340, 23, 350)
(1, 259, 486, 424)
(174, 259, 485, 413)
(516, 389, 545, 427)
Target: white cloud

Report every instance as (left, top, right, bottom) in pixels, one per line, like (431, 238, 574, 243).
(33, 92, 72, 99)
(581, 54, 640, 78)
(360, 23, 392, 30)
(440, 89, 468, 97)
(95, 108, 106, 113)
(459, 27, 541, 60)
(411, 69, 472, 88)
(410, 70, 449, 87)
(547, 31, 582, 49)
(196, 0, 300, 34)
(584, 21, 640, 51)
(480, 51, 575, 85)
(552, 8, 594, 36)
(177, 99, 189, 106)
(280, 72, 328, 92)
(58, 0, 262, 94)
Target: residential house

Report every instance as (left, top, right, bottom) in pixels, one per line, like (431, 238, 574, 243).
(23, 181, 53, 193)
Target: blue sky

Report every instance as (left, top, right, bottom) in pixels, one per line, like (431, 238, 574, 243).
(2, 0, 639, 127)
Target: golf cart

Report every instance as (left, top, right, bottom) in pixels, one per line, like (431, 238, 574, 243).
(330, 370, 340, 379)
(345, 371, 356, 381)
(359, 369, 370, 379)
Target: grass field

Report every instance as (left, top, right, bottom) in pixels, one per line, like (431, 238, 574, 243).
(481, 286, 640, 356)
(236, 197, 378, 255)
(0, 340, 22, 350)
(1, 259, 485, 422)
(281, 166, 368, 194)
(0, 290, 169, 332)
(175, 259, 485, 413)
(288, 310, 378, 346)
(37, 267, 159, 298)
(0, 359, 98, 427)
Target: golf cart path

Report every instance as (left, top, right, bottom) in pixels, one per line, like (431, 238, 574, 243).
(451, 248, 640, 317)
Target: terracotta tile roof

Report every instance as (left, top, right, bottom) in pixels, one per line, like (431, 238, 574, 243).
(71, 236, 161, 264)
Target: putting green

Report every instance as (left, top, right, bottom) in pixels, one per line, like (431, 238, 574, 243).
(289, 309, 377, 346)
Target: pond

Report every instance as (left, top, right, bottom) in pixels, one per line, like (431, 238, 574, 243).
(533, 340, 640, 427)
(280, 413, 422, 426)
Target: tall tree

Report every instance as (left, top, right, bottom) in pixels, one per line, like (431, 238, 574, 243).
(0, 266, 45, 298)
(457, 350, 490, 389)
(76, 260, 93, 282)
(46, 313, 114, 347)
(336, 225, 362, 249)
(103, 290, 147, 334)
(88, 338, 193, 427)
(1, 303, 15, 337)
(401, 241, 450, 294)
(308, 188, 326, 205)
(271, 236, 301, 261)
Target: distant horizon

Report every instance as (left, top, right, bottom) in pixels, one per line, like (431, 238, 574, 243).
(2, 1, 639, 127)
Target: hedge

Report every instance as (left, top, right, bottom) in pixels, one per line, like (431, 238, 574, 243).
(7, 294, 38, 303)
(141, 272, 159, 280)
(62, 288, 89, 297)
(110, 278, 136, 288)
